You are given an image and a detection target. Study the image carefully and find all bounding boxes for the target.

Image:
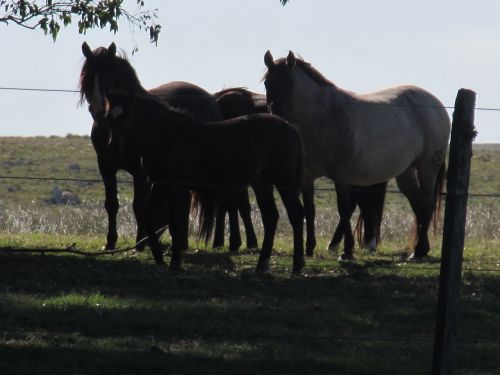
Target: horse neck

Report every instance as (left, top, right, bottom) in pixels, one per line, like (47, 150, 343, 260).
(133, 105, 192, 151)
(289, 68, 343, 122)
(115, 59, 148, 94)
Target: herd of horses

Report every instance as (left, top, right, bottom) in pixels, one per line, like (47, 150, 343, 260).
(79, 42, 451, 273)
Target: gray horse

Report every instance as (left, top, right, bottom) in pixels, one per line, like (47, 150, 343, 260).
(264, 51, 450, 260)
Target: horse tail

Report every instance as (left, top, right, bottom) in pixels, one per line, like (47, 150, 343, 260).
(408, 161, 446, 248)
(354, 213, 364, 249)
(191, 191, 219, 244)
(295, 131, 304, 190)
(373, 184, 387, 245)
(353, 182, 387, 248)
(432, 160, 446, 233)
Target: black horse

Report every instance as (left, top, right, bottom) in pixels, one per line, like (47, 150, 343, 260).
(209, 88, 270, 251)
(105, 90, 305, 273)
(214, 87, 388, 255)
(79, 42, 252, 252)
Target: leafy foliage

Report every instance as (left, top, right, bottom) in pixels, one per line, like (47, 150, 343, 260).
(0, 0, 160, 43)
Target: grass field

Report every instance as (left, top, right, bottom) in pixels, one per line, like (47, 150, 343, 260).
(0, 136, 499, 374)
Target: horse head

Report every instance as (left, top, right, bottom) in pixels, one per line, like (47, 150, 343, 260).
(80, 42, 119, 122)
(263, 50, 297, 116)
(104, 90, 135, 158)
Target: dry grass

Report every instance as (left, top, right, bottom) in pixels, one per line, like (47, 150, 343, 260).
(1, 193, 498, 248)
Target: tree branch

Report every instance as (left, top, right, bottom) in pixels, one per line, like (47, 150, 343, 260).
(0, 0, 160, 43)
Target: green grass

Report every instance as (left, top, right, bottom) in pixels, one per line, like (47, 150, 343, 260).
(0, 136, 499, 374)
(0, 234, 499, 374)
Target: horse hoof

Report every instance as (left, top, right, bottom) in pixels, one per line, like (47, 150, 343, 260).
(256, 259, 270, 274)
(169, 260, 182, 271)
(364, 238, 377, 254)
(229, 246, 240, 253)
(135, 244, 146, 252)
(155, 259, 167, 266)
(338, 252, 354, 262)
(305, 245, 315, 257)
(103, 244, 116, 251)
(306, 240, 316, 256)
(246, 241, 259, 250)
(328, 243, 340, 253)
(408, 252, 429, 261)
(292, 258, 305, 274)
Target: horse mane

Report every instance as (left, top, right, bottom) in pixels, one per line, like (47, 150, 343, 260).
(264, 56, 335, 88)
(79, 47, 145, 105)
(294, 59, 335, 87)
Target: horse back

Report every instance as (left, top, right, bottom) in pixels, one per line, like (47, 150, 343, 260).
(185, 113, 303, 187)
(344, 86, 450, 182)
(214, 88, 268, 119)
(149, 81, 222, 122)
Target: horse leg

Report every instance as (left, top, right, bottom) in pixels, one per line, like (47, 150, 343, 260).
(167, 187, 191, 270)
(145, 184, 167, 266)
(357, 182, 387, 253)
(227, 194, 242, 252)
(212, 201, 227, 249)
(239, 188, 258, 249)
(396, 168, 430, 258)
(411, 161, 444, 259)
(334, 179, 355, 261)
(98, 161, 119, 250)
(277, 186, 305, 274)
(253, 186, 279, 273)
(328, 188, 356, 253)
(132, 173, 150, 251)
(302, 178, 317, 256)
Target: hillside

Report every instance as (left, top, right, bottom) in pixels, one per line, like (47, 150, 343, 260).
(1, 136, 498, 207)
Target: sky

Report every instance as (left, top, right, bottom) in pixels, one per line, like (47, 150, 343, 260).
(1, 0, 500, 143)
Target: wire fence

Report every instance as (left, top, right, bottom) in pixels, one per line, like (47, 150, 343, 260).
(0, 174, 500, 199)
(1, 85, 499, 265)
(2, 85, 500, 112)
(0, 97, 498, 364)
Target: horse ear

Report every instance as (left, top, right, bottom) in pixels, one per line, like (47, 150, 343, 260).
(264, 50, 275, 69)
(82, 42, 93, 58)
(286, 51, 296, 68)
(107, 42, 117, 57)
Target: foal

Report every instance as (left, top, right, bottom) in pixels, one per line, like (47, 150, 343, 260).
(105, 90, 305, 273)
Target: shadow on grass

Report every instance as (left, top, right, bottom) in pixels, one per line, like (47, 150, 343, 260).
(0, 250, 499, 374)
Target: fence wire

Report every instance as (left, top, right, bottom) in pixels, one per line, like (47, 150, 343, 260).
(1, 85, 500, 112)
(0, 174, 499, 198)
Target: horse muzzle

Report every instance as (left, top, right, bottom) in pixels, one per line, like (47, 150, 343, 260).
(88, 105, 106, 122)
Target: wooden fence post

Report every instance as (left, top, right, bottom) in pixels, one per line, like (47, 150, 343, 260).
(432, 88, 477, 375)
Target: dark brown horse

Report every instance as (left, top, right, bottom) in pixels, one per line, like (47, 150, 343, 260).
(214, 87, 388, 255)
(209, 88, 269, 251)
(105, 90, 305, 273)
(79, 42, 250, 252)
